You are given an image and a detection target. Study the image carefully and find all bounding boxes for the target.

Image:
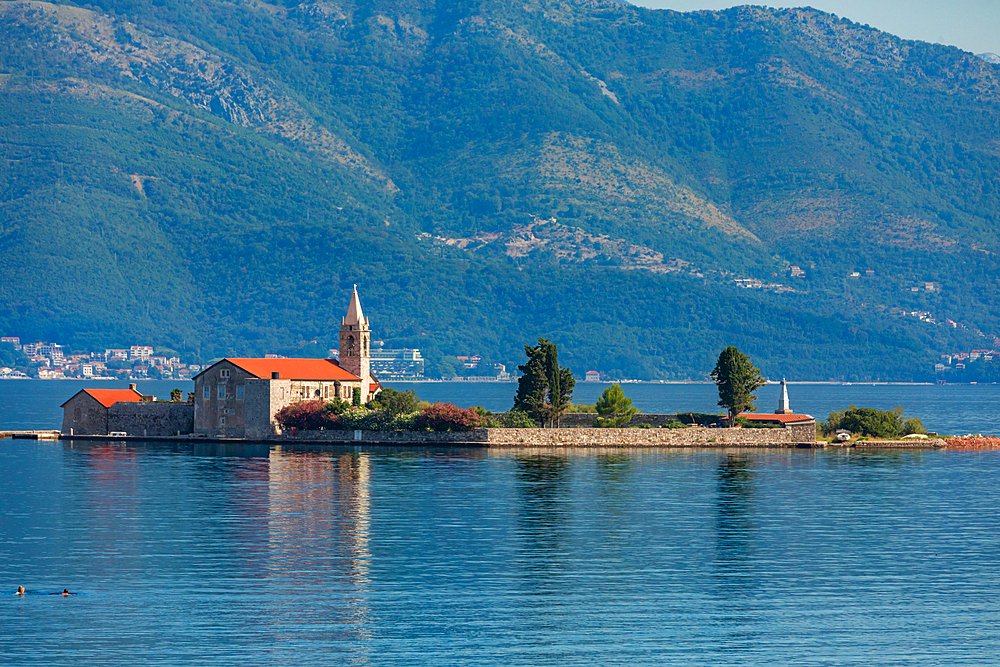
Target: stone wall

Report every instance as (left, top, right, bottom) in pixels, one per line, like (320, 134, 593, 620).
(786, 422, 817, 442)
(109, 402, 194, 437)
(286, 429, 490, 444)
(283, 424, 814, 447)
(484, 426, 810, 447)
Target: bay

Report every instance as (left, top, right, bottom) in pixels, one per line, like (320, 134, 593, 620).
(2, 379, 996, 436)
(1, 441, 998, 665)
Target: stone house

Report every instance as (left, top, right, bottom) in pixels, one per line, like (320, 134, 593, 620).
(61, 384, 195, 436)
(61, 385, 144, 435)
(192, 286, 381, 438)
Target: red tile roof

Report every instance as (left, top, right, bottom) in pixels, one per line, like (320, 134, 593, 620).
(222, 358, 362, 382)
(63, 388, 144, 409)
(739, 413, 814, 424)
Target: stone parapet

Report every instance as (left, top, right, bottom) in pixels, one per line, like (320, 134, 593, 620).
(283, 425, 814, 447)
(485, 426, 809, 447)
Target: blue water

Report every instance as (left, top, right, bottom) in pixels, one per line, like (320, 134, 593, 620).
(1, 379, 998, 435)
(1, 441, 999, 665)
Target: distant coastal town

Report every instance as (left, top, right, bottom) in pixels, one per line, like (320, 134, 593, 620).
(0, 335, 456, 382)
(1, 331, 996, 382)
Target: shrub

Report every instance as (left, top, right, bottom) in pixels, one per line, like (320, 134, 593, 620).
(415, 403, 482, 432)
(497, 409, 537, 428)
(822, 405, 910, 438)
(661, 419, 687, 429)
(470, 406, 500, 427)
(275, 400, 339, 431)
(902, 417, 928, 436)
(676, 412, 725, 426)
(337, 407, 418, 431)
(370, 388, 421, 416)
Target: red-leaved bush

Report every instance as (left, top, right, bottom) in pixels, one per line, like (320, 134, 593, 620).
(275, 400, 339, 431)
(414, 403, 482, 432)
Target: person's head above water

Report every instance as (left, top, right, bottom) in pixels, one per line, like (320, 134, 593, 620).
(16, 586, 24, 595)
(61, 589, 70, 595)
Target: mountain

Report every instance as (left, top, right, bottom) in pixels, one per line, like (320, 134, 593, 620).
(977, 53, 1000, 64)
(1, 0, 998, 382)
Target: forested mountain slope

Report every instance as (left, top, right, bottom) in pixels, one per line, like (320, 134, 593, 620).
(1, 0, 998, 380)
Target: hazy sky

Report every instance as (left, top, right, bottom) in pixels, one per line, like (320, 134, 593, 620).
(631, 1, 1000, 55)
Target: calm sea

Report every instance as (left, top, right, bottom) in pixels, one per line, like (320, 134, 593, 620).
(1, 441, 998, 665)
(1, 379, 997, 435)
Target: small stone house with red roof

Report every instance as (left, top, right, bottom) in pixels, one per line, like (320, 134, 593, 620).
(61, 384, 196, 436)
(192, 287, 381, 438)
(61, 385, 144, 435)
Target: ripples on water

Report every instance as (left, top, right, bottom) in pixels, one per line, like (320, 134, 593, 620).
(1, 441, 998, 665)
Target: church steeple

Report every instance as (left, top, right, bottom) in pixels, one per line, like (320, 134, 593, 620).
(344, 284, 366, 327)
(339, 285, 372, 400)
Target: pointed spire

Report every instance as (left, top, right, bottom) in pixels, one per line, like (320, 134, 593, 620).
(344, 284, 365, 326)
(776, 378, 792, 414)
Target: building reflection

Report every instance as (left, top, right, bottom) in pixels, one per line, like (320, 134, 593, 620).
(263, 448, 374, 658)
(76, 443, 142, 574)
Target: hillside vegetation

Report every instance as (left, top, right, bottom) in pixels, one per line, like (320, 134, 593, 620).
(1, 0, 998, 380)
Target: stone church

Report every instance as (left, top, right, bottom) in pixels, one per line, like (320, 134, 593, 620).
(192, 286, 381, 438)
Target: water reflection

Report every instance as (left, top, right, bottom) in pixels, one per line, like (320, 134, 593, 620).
(713, 454, 760, 650)
(594, 453, 634, 545)
(715, 455, 756, 568)
(513, 455, 571, 579)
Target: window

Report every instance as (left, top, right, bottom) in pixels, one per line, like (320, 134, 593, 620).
(236, 385, 244, 400)
(203, 386, 210, 400)
(220, 369, 230, 379)
(220, 416, 226, 425)
(218, 385, 226, 400)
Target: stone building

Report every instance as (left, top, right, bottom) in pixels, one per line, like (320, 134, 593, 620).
(61, 384, 195, 436)
(61, 385, 144, 435)
(738, 380, 816, 441)
(192, 286, 381, 438)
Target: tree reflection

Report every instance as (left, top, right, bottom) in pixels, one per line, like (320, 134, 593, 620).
(715, 454, 755, 569)
(514, 455, 570, 578)
(713, 454, 760, 652)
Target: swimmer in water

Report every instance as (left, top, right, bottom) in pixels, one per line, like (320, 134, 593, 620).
(60, 589, 73, 596)
(15, 586, 24, 595)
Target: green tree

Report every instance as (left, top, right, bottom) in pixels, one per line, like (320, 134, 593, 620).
(594, 383, 638, 427)
(170, 388, 183, 402)
(370, 387, 421, 416)
(513, 338, 575, 427)
(710, 346, 766, 427)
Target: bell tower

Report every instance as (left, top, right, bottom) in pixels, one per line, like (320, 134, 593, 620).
(339, 285, 371, 396)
